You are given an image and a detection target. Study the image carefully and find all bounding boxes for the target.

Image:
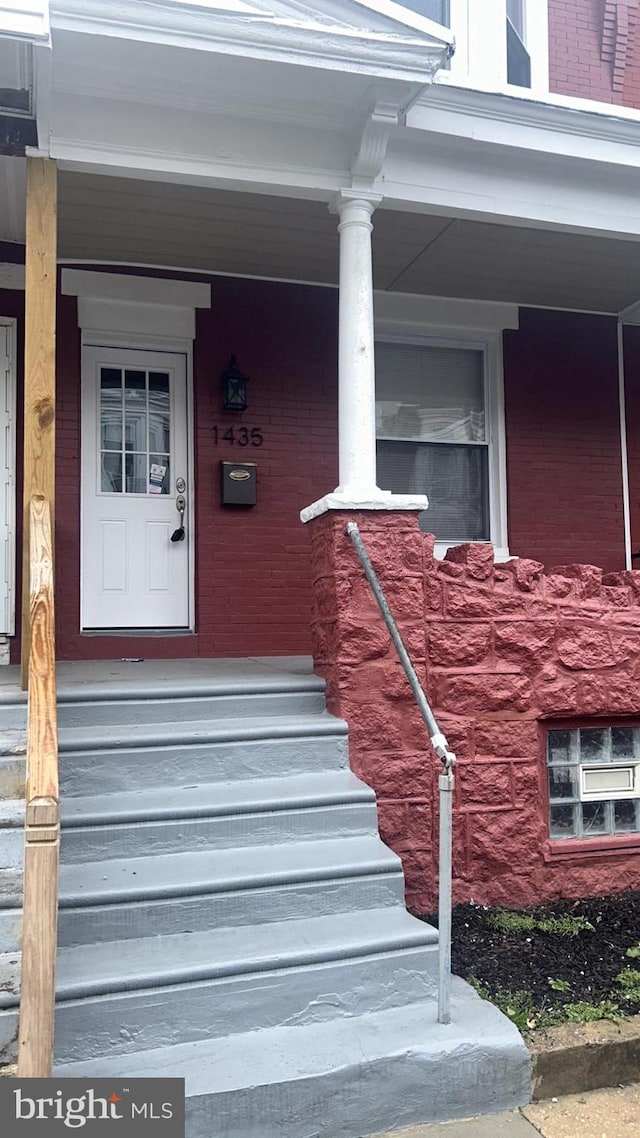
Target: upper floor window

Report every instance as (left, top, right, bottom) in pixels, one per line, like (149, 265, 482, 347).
(437, 0, 548, 97)
(506, 0, 531, 88)
(400, 0, 450, 21)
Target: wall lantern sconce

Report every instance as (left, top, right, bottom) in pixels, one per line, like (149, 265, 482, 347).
(221, 356, 249, 412)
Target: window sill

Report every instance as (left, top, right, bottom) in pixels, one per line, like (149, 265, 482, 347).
(544, 833, 640, 863)
(434, 71, 544, 100)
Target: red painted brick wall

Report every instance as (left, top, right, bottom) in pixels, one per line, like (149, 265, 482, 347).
(3, 281, 630, 662)
(503, 309, 625, 573)
(10, 275, 339, 661)
(309, 511, 640, 911)
(549, 0, 640, 108)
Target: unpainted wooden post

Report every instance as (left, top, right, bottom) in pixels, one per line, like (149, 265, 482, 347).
(21, 157, 57, 689)
(17, 496, 59, 1077)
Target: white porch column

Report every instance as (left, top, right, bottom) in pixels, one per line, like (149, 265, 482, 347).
(335, 192, 380, 498)
(301, 190, 428, 522)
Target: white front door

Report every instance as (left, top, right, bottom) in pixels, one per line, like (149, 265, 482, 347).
(81, 346, 191, 629)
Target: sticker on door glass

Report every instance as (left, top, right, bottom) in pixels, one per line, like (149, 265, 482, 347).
(149, 463, 167, 494)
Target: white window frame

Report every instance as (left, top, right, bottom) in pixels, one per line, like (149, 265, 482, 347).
(442, 0, 549, 99)
(374, 328, 509, 561)
(580, 764, 640, 802)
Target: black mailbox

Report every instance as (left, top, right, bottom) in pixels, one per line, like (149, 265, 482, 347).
(220, 461, 257, 507)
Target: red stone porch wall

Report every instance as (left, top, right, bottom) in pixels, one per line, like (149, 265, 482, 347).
(309, 510, 640, 913)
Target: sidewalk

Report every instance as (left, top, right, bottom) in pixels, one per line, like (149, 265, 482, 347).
(371, 1084, 640, 1138)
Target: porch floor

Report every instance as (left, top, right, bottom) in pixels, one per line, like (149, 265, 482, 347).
(0, 655, 316, 703)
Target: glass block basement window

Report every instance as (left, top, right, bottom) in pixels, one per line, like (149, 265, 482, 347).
(547, 728, 640, 839)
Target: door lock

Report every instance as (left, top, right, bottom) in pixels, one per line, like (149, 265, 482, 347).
(171, 494, 186, 543)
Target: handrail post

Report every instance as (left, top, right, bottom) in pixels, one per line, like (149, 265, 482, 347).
(346, 521, 456, 1025)
(17, 496, 59, 1077)
(438, 769, 454, 1025)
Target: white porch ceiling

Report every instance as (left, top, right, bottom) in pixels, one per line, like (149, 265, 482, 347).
(54, 171, 640, 315)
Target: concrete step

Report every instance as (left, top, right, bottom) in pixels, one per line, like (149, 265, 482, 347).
(30, 910, 436, 1063)
(0, 799, 23, 871)
(52, 982, 532, 1138)
(57, 689, 327, 729)
(60, 771, 377, 861)
(0, 667, 327, 729)
(57, 715, 348, 795)
(57, 835, 407, 946)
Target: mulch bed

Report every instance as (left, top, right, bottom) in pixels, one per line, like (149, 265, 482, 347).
(422, 892, 640, 1023)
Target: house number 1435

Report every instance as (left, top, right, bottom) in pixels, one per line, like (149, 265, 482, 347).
(213, 426, 264, 446)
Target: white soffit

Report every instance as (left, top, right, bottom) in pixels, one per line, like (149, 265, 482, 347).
(374, 291, 519, 334)
(0, 1, 50, 42)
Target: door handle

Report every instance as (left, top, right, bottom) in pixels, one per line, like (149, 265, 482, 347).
(171, 494, 186, 543)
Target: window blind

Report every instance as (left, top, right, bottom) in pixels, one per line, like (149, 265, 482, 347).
(375, 341, 489, 541)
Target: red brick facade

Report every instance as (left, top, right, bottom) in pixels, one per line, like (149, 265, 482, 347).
(309, 511, 640, 913)
(549, 0, 640, 108)
(504, 309, 625, 573)
(0, 283, 631, 663)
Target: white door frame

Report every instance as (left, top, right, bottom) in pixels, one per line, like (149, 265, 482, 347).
(80, 331, 196, 632)
(0, 317, 17, 648)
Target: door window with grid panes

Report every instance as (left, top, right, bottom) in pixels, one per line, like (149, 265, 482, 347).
(547, 727, 640, 840)
(100, 366, 171, 496)
(375, 341, 490, 541)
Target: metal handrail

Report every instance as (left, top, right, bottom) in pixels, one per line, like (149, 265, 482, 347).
(346, 521, 456, 1025)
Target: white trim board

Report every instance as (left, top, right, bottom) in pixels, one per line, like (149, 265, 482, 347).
(63, 269, 211, 340)
(62, 268, 211, 309)
(374, 291, 519, 334)
(0, 0, 50, 42)
(0, 264, 25, 291)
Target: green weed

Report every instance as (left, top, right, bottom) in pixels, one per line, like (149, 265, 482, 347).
(561, 1000, 621, 1024)
(548, 977, 571, 992)
(486, 910, 536, 934)
(487, 908, 595, 937)
(615, 968, 640, 1003)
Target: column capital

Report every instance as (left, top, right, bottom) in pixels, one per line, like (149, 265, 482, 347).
(330, 188, 383, 220)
